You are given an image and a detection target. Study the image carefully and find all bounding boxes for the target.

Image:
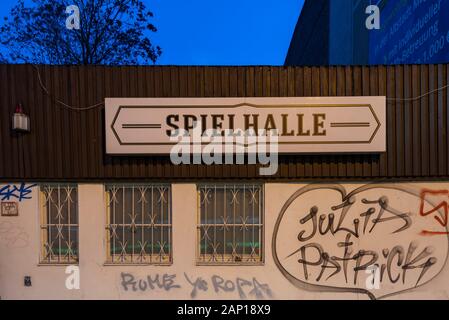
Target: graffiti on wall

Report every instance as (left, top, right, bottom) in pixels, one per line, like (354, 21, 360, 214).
(272, 184, 449, 300)
(120, 272, 273, 299)
(0, 183, 36, 202)
(419, 189, 449, 236)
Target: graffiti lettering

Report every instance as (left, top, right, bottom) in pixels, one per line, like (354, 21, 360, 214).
(273, 184, 449, 300)
(120, 272, 273, 299)
(120, 272, 181, 292)
(0, 183, 37, 202)
(290, 236, 435, 287)
(184, 273, 208, 298)
(419, 189, 449, 235)
(185, 274, 272, 299)
(296, 195, 412, 242)
(210, 275, 272, 299)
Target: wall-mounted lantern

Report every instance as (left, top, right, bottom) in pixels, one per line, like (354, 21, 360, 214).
(12, 103, 30, 132)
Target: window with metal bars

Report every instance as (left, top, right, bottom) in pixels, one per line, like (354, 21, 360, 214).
(197, 184, 264, 265)
(105, 184, 172, 265)
(40, 184, 79, 264)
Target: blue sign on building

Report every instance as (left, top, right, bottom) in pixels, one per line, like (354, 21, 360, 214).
(369, 0, 449, 64)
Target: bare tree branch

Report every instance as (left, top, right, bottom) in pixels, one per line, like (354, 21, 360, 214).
(0, 0, 161, 65)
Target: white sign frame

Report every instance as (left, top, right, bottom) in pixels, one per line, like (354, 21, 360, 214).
(105, 97, 386, 154)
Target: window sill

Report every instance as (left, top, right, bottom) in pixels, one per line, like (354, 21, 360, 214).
(103, 262, 173, 267)
(38, 262, 79, 266)
(195, 262, 264, 266)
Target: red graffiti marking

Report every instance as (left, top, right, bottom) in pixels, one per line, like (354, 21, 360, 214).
(419, 189, 449, 236)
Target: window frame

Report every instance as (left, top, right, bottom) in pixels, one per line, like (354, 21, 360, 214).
(104, 183, 173, 266)
(39, 183, 79, 265)
(196, 183, 265, 266)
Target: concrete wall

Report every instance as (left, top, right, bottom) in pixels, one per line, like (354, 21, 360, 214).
(1, 182, 449, 300)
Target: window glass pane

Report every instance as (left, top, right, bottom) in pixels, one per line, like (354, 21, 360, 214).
(40, 184, 79, 264)
(197, 184, 263, 265)
(106, 184, 172, 264)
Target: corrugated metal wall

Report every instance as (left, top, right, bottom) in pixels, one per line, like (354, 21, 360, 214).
(0, 64, 448, 181)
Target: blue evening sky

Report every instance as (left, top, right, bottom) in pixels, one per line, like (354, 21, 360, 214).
(0, 0, 304, 65)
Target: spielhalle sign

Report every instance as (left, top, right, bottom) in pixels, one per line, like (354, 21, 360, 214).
(105, 97, 386, 154)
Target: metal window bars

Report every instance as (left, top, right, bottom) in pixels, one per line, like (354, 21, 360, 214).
(197, 184, 264, 265)
(105, 184, 172, 265)
(40, 184, 79, 264)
